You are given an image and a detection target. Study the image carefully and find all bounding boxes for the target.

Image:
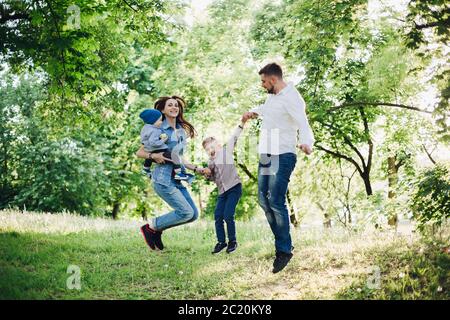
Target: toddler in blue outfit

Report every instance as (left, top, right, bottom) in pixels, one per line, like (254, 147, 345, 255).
(139, 109, 193, 182)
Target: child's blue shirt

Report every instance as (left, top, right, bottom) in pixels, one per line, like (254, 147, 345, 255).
(140, 124, 168, 152)
(150, 119, 188, 187)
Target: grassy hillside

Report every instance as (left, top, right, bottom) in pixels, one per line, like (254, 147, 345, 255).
(0, 209, 448, 300)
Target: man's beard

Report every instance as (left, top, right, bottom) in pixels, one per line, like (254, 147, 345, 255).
(267, 86, 275, 94)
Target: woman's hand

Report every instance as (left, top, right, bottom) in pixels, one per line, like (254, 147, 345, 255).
(136, 146, 169, 163)
(202, 168, 212, 176)
(152, 152, 168, 164)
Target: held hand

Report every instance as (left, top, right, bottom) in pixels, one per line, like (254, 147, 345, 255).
(297, 144, 313, 155)
(195, 167, 204, 174)
(202, 168, 212, 176)
(197, 167, 211, 177)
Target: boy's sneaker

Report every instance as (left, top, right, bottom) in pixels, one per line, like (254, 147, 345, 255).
(140, 224, 157, 250)
(141, 167, 152, 178)
(174, 171, 195, 182)
(185, 174, 196, 185)
(211, 242, 227, 254)
(272, 252, 293, 273)
(226, 241, 238, 253)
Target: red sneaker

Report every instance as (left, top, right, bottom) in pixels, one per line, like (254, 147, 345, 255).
(140, 224, 157, 250)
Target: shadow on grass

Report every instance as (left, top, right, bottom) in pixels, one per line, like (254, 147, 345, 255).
(0, 231, 75, 299)
(0, 230, 250, 299)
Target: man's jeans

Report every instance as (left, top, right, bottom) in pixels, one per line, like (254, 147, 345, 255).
(258, 153, 297, 254)
(214, 183, 242, 243)
(152, 180, 199, 231)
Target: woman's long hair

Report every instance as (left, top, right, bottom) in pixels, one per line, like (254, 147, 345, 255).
(154, 96, 196, 138)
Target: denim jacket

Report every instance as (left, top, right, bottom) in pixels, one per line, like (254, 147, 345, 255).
(151, 119, 187, 186)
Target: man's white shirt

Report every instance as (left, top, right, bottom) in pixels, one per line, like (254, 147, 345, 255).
(250, 82, 315, 155)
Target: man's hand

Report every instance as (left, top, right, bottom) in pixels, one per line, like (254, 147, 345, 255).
(241, 111, 258, 123)
(297, 144, 313, 155)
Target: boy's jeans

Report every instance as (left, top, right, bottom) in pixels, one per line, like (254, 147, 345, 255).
(257, 153, 297, 254)
(152, 180, 199, 231)
(214, 183, 242, 243)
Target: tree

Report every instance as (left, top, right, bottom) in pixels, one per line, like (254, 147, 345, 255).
(0, 0, 173, 106)
(404, 0, 450, 142)
(410, 163, 450, 233)
(0, 70, 108, 215)
(137, 0, 264, 220)
(251, 0, 443, 200)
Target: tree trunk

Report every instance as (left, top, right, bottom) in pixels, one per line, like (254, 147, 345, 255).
(315, 202, 331, 228)
(286, 189, 299, 227)
(361, 172, 373, 196)
(198, 189, 203, 216)
(111, 202, 120, 220)
(141, 206, 147, 221)
(387, 156, 398, 227)
(323, 213, 332, 228)
(2, 143, 7, 189)
(387, 157, 398, 199)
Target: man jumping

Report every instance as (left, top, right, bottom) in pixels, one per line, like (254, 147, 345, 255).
(242, 63, 314, 273)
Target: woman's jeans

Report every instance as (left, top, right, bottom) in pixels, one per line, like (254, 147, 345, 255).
(152, 180, 199, 231)
(257, 153, 297, 254)
(214, 183, 242, 243)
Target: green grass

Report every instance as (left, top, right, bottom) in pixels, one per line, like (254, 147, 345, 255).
(0, 209, 448, 300)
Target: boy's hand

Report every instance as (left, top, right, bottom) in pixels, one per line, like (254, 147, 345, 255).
(159, 133, 168, 142)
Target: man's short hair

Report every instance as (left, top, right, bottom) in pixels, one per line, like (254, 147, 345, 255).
(258, 63, 283, 78)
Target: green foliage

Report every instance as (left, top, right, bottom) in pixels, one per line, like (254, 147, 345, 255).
(0, 0, 448, 225)
(2, 210, 449, 299)
(204, 186, 219, 219)
(410, 163, 450, 232)
(252, 0, 384, 196)
(338, 240, 450, 299)
(13, 138, 107, 216)
(404, 0, 450, 142)
(0, 0, 175, 110)
(0, 68, 150, 218)
(0, 71, 47, 206)
(236, 181, 259, 221)
(405, 0, 450, 49)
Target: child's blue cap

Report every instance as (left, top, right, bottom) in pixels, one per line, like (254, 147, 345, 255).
(140, 109, 162, 125)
